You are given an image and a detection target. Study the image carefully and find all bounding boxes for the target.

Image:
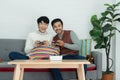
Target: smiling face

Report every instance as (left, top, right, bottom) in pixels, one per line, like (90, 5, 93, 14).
(38, 21, 48, 33)
(52, 21, 63, 35)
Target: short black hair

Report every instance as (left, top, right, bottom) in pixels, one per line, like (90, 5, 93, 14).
(37, 16, 49, 24)
(51, 18, 63, 26)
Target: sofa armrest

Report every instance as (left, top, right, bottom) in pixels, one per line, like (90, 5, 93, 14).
(91, 51, 102, 79)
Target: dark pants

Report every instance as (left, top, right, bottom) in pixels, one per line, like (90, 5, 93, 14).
(9, 52, 87, 80)
(9, 51, 29, 60)
(50, 54, 87, 80)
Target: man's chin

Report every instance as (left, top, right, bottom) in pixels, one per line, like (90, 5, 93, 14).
(39, 30, 46, 33)
(55, 30, 63, 35)
(56, 31, 60, 34)
(56, 32, 62, 35)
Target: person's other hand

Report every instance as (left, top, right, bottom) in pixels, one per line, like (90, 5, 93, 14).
(43, 40, 49, 46)
(51, 41, 58, 47)
(51, 41, 56, 47)
(56, 40, 65, 47)
(34, 40, 42, 47)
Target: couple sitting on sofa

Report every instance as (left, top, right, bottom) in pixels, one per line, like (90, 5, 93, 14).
(9, 16, 87, 80)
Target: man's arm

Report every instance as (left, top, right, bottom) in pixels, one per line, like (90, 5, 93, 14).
(24, 33, 34, 54)
(64, 31, 80, 50)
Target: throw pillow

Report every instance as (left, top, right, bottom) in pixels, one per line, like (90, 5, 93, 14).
(29, 46, 60, 60)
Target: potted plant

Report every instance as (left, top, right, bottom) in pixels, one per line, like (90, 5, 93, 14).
(89, 2, 120, 80)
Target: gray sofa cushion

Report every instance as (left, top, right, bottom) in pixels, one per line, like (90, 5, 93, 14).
(0, 62, 14, 67)
(0, 39, 25, 61)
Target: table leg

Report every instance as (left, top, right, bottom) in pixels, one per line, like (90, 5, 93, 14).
(13, 64, 21, 80)
(77, 64, 85, 80)
(20, 68, 24, 80)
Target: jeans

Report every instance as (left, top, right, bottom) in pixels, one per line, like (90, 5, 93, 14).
(50, 54, 87, 80)
(9, 51, 29, 60)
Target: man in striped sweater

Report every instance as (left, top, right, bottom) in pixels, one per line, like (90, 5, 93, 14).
(9, 16, 52, 60)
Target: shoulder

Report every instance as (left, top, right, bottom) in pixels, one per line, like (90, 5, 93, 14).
(29, 32, 35, 35)
(69, 30, 77, 37)
(64, 30, 75, 35)
(64, 30, 71, 32)
(70, 30, 75, 34)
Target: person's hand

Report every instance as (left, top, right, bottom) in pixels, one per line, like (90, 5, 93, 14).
(43, 40, 49, 46)
(34, 40, 41, 47)
(51, 41, 58, 47)
(56, 40, 65, 47)
(51, 41, 56, 47)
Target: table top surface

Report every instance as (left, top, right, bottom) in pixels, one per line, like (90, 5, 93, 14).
(8, 60, 90, 65)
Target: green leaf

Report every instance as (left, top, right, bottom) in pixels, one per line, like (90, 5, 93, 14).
(114, 18, 120, 22)
(107, 11, 114, 17)
(113, 13, 120, 18)
(110, 27, 117, 31)
(108, 33, 115, 37)
(102, 24, 112, 32)
(89, 29, 101, 40)
(113, 4, 116, 8)
(107, 6, 114, 11)
(95, 44, 102, 49)
(100, 16, 111, 21)
(106, 19, 112, 23)
(102, 11, 114, 18)
(95, 43, 106, 49)
(110, 27, 120, 32)
(101, 11, 109, 17)
(114, 2, 120, 7)
(91, 15, 101, 29)
(104, 4, 111, 7)
(99, 17, 107, 25)
(104, 37, 108, 45)
(99, 16, 111, 24)
(100, 17, 106, 22)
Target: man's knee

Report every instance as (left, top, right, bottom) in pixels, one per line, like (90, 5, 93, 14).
(9, 51, 20, 60)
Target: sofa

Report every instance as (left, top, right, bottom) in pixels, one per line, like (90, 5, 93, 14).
(0, 39, 102, 80)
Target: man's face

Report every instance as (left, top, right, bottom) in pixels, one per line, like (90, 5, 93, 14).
(38, 21, 48, 33)
(52, 21, 63, 35)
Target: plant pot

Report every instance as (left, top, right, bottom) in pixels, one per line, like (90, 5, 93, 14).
(102, 72, 114, 80)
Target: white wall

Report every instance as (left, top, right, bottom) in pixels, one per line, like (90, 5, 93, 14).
(115, 22, 120, 80)
(115, 0, 120, 79)
(0, 0, 113, 39)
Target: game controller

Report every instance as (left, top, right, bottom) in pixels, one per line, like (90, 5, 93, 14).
(52, 41, 59, 45)
(39, 41, 44, 45)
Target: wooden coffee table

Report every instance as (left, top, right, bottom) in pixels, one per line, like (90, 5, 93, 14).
(8, 60, 90, 80)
